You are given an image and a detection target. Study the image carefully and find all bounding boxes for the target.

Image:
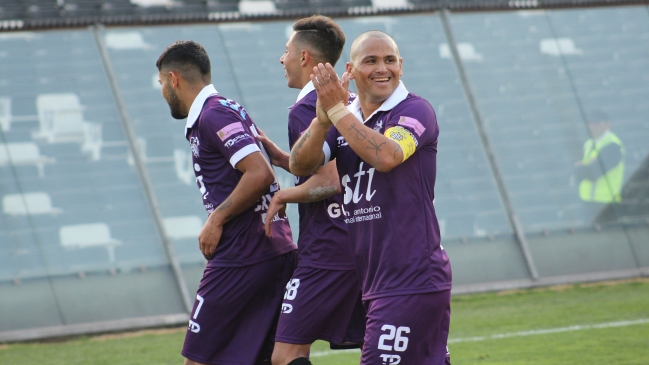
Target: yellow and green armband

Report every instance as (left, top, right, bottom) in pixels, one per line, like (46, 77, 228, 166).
(384, 126, 417, 162)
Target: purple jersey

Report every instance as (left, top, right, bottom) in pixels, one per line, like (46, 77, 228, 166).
(324, 81, 452, 300)
(288, 82, 354, 270)
(185, 85, 295, 267)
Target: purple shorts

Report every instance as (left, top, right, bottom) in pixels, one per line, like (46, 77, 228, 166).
(181, 251, 297, 365)
(361, 290, 452, 365)
(275, 266, 365, 345)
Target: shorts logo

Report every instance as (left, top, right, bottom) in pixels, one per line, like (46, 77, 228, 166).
(217, 122, 245, 141)
(281, 303, 293, 314)
(188, 320, 201, 333)
(188, 294, 204, 333)
(379, 355, 401, 364)
(398, 116, 425, 136)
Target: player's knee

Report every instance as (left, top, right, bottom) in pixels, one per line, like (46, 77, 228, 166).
(183, 358, 207, 365)
(286, 357, 312, 365)
(272, 353, 312, 365)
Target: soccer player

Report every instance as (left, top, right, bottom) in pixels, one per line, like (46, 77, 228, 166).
(156, 40, 297, 365)
(254, 15, 364, 365)
(288, 31, 453, 365)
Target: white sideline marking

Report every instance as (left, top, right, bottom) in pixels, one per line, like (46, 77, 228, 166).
(309, 319, 649, 357)
(311, 348, 360, 357)
(448, 318, 649, 344)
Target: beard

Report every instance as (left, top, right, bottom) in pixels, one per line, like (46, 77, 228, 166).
(166, 86, 188, 120)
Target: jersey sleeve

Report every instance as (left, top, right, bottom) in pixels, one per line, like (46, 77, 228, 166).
(200, 106, 260, 168)
(323, 127, 340, 164)
(384, 97, 438, 162)
(288, 103, 316, 150)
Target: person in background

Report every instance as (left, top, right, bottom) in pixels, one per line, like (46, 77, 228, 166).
(575, 110, 625, 217)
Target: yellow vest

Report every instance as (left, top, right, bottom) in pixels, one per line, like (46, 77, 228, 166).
(579, 132, 625, 203)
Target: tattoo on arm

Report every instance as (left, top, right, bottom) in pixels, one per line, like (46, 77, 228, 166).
(291, 129, 311, 166)
(393, 144, 401, 160)
(216, 197, 235, 222)
(348, 123, 368, 141)
(366, 137, 386, 159)
(217, 197, 232, 212)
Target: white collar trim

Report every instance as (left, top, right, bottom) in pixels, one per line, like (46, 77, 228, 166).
(348, 81, 409, 123)
(185, 84, 218, 136)
(295, 81, 315, 103)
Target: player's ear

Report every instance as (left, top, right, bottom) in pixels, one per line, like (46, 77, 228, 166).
(399, 57, 403, 77)
(169, 71, 180, 89)
(345, 62, 354, 80)
(300, 50, 309, 66)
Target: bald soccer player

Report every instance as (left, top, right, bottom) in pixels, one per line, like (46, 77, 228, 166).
(288, 31, 453, 365)
(156, 40, 297, 365)
(255, 15, 365, 365)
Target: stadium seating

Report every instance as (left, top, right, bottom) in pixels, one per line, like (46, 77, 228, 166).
(1, 4, 649, 340)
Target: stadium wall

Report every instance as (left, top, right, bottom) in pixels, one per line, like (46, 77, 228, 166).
(0, 4, 648, 342)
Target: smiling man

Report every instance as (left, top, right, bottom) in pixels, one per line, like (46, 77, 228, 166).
(156, 40, 297, 365)
(255, 15, 365, 365)
(289, 31, 453, 365)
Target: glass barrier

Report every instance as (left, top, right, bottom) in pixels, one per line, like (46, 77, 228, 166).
(449, 10, 602, 232)
(0, 29, 184, 331)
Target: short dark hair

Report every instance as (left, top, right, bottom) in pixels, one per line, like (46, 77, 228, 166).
(292, 15, 345, 66)
(156, 40, 211, 84)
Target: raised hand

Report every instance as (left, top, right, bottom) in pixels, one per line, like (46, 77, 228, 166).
(310, 63, 350, 112)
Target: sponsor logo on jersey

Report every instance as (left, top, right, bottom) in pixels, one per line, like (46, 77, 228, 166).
(190, 137, 200, 157)
(398, 116, 425, 136)
(337, 136, 348, 147)
(224, 133, 250, 148)
(340, 162, 382, 224)
(327, 202, 349, 218)
(217, 122, 245, 141)
(374, 120, 383, 132)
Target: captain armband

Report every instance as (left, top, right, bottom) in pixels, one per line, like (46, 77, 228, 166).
(384, 126, 418, 162)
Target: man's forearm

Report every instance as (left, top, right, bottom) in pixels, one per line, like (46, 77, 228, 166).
(289, 117, 330, 176)
(276, 161, 340, 204)
(207, 168, 272, 226)
(333, 112, 403, 173)
(272, 149, 290, 172)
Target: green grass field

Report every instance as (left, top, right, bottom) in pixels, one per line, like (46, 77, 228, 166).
(1, 279, 648, 364)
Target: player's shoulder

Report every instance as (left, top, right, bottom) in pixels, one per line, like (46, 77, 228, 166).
(289, 93, 317, 128)
(292, 91, 317, 111)
(202, 96, 250, 123)
(392, 93, 435, 120)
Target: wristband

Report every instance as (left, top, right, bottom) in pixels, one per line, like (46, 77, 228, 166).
(326, 102, 350, 126)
